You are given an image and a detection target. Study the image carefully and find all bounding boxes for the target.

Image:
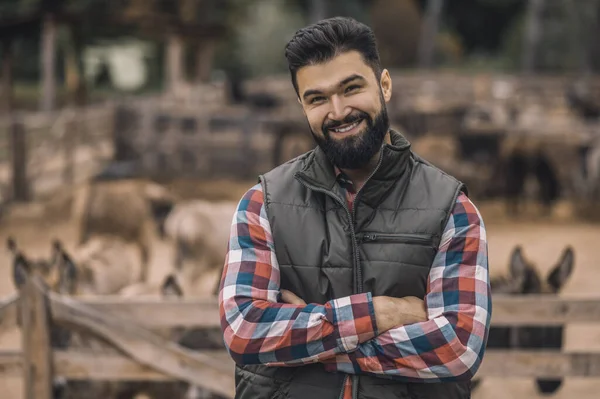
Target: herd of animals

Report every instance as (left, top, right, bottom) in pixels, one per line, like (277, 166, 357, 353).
(6, 176, 237, 399)
(3, 170, 577, 398)
(9, 177, 236, 299)
(457, 92, 600, 217)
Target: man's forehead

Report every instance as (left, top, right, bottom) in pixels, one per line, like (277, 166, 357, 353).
(296, 51, 375, 94)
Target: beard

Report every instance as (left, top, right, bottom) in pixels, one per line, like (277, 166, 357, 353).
(310, 97, 389, 170)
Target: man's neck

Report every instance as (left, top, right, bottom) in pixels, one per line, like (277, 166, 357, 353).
(338, 131, 391, 191)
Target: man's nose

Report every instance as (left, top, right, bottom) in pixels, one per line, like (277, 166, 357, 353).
(327, 95, 350, 121)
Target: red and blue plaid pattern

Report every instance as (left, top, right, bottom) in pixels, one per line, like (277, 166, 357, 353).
(219, 187, 378, 367)
(219, 183, 490, 398)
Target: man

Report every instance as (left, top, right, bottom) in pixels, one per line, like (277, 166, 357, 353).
(219, 17, 491, 399)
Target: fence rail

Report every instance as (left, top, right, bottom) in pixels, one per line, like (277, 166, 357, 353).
(0, 276, 600, 399)
(0, 103, 115, 203)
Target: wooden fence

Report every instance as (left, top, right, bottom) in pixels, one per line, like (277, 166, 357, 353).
(0, 103, 115, 203)
(1, 275, 600, 399)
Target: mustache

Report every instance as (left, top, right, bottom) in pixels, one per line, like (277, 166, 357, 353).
(322, 111, 370, 132)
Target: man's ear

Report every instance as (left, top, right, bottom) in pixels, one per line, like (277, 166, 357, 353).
(380, 69, 392, 103)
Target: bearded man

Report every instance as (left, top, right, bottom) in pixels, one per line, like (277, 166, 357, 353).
(219, 16, 491, 399)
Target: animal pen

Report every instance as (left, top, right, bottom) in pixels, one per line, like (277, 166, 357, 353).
(0, 75, 599, 398)
(0, 103, 115, 203)
(0, 272, 599, 399)
(1, 74, 599, 206)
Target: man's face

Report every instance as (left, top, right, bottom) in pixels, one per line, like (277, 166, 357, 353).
(296, 51, 392, 169)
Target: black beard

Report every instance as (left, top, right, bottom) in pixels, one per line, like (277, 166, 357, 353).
(311, 102, 389, 170)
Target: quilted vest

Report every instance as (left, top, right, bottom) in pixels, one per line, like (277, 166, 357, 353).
(234, 130, 471, 399)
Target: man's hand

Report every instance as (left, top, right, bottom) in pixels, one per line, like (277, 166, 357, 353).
(280, 290, 427, 333)
(281, 289, 306, 305)
(372, 296, 427, 333)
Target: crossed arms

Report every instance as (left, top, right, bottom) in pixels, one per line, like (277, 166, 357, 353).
(218, 184, 491, 382)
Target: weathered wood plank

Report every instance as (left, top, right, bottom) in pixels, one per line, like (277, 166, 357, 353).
(60, 295, 221, 328)
(48, 294, 235, 397)
(0, 350, 22, 376)
(20, 275, 53, 399)
(478, 351, 600, 378)
(62, 295, 600, 329)
(491, 295, 600, 325)
(53, 350, 234, 382)
(10, 120, 29, 201)
(0, 293, 19, 333)
(0, 350, 234, 380)
(4, 349, 600, 380)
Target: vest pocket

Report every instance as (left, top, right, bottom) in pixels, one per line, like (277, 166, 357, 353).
(235, 365, 290, 399)
(358, 233, 434, 247)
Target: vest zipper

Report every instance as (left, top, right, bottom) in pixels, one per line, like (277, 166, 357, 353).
(293, 180, 357, 289)
(351, 150, 385, 293)
(359, 232, 434, 246)
(296, 149, 385, 399)
(294, 178, 358, 399)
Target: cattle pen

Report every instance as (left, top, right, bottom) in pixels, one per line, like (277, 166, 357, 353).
(0, 274, 599, 399)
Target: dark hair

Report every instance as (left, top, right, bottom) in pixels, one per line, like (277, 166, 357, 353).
(285, 17, 382, 96)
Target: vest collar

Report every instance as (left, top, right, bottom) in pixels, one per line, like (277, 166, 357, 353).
(294, 129, 412, 195)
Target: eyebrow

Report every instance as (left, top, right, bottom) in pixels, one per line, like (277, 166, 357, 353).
(301, 74, 367, 101)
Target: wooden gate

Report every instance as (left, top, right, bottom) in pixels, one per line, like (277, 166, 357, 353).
(1, 274, 599, 399)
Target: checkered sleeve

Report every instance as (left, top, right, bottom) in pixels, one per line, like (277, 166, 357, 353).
(324, 192, 491, 382)
(218, 183, 378, 367)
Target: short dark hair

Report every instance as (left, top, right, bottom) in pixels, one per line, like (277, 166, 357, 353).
(284, 17, 382, 96)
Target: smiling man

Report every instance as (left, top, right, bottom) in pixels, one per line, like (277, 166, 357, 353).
(219, 17, 491, 399)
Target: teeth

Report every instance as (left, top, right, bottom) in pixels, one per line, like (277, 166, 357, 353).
(332, 120, 360, 133)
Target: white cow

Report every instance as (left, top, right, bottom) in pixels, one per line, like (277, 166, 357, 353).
(163, 199, 237, 296)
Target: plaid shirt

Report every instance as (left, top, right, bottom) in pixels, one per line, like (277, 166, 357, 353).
(219, 175, 491, 398)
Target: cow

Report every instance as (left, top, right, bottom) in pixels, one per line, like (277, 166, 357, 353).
(163, 199, 237, 297)
(71, 179, 177, 282)
(473, 245, 575, 394)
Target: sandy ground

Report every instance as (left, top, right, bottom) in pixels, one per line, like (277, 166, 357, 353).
(0, 179, 599, 398)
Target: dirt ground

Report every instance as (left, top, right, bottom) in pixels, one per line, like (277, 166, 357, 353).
(0, 179, 599, 398)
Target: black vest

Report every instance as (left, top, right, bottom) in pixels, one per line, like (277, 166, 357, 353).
(234, 131, 471, 399)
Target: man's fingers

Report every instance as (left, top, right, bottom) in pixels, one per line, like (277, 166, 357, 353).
(281, 289, 306, 305)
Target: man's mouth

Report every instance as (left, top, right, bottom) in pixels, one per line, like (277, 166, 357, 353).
(329, 119, 363, 134)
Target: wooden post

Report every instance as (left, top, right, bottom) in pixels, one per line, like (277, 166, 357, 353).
(40, 14, 57, 112)
(0, 39, 14, 114)
(195, 39, 216, 83)
(64, 22, 87, 107)
(418, 0, 444, 69)
(522, 0, 545, 74)
(19, 274, 53, 399)
(562, 0, 591, 74)
(62, 117, 76, 186)
(10, 121, 29, 202)
(165, 31, 184, 93)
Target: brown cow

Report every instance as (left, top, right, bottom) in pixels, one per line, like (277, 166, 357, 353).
(71, 179, 177, 282)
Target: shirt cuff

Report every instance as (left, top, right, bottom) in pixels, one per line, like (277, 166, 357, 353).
(331, 292, 378, 353)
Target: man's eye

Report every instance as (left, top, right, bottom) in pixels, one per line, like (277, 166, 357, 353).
(345, 85, 360, 93)
(310, 97, 325, 104)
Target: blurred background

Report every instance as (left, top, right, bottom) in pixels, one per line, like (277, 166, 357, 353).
(0, 1, 599, 398)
